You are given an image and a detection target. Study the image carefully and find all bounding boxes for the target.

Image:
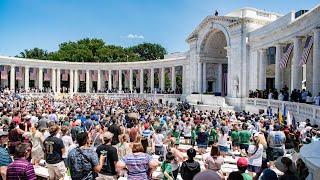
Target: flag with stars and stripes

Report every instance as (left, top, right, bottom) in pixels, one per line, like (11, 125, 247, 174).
(280, 44, 294, 69)
(44, 69, 50, 81)
(30, 68, 37, 80)
(0, 66, 8, 80)
(15, 67, 23, 80)
(299, 36, 313, 66)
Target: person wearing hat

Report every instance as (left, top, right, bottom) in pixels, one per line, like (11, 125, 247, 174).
(237, 157, 252, 180)
(267, 123, 286, 161)
(0, 130, 12, 179)
(43, 125, 66, 180)
(275, 156, 298, 180)
(96, 131, 118, 179)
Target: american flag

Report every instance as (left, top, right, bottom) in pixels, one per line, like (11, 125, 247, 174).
(125, 71, 130, 80)
(222, 64, 228, 96)
(299, 36, 313, 66)
(44, 69, 50, 81)
(114, 71, 118, 82)
(79, 70, 85, 81)
(61, 70, 68, 81)
(15, 67, 23, 80)
(92, 71, 98, 81)
(167, 68, 172, 80)
(104, 71, 109, 80)
(136, 71, 140, 81)
(280, 44, 294, 69)
(0, 66, 8, 80)
(30, 68, 37, 80)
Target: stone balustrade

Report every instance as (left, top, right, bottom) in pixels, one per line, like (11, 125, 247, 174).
(245, 98, 320, 125)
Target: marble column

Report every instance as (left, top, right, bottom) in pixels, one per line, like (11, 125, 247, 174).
(140, 69, 144, 93)
(38, 68, 43, 91)
(182, 65, 186, 94)
(108, 70, 112, 90)
(74, 70, 78, 93)
(275, 44, 283, 91)
(69, 69, 74, 93)
(259, 49, 267, 90)
(56, 69, 61, 93)
(118, 70, 122, 91)
(313, 28, 320, 95)
(10, 66, 15, 90)
(86, 69, 90, 93)
(197, 62, 202, 92)
(129, 69, 133, 92)
(150, 68, 154, 93)
(217, 64, 222, 93)
(52, 69, 56, 92)
(24, 66, 29, 91)
(161, 67, 165, 91)
(171, 66, 176, 93)
(202, 63, 207, 93)
(291, 37, 303, 91)
(97, 70, 101, 92)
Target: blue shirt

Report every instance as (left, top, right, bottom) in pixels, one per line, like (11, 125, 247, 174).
(0, 146, 13, 166)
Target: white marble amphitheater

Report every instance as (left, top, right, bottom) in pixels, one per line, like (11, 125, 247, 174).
(1, 5, 320, 124)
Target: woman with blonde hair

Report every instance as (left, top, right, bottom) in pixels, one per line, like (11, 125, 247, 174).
(247, 133, 264, 176)
(116, 134, 131, 159)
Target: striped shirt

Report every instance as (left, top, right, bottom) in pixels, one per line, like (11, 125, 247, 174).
(0, 146, 12, 166)
(6, 158, 36, 180)
(122, 153, 152, 180)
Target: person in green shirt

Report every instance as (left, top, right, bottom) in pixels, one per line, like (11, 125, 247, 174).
(161, 152, 175, 180)
(191, 126, 197, 147)
(239, 123, 251, 153)
(172, 125, 181, 148)
(208, 127, 218, 146)
(230, 124, 240, 151)
(237, 157, 253, 180)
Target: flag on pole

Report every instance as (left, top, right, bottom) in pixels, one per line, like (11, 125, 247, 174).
(280, 44, 294, 69)
(0, 66, 8, 80)
(114, 71, 118, 82)
(299, 36, 313, 66)
(278, 107, 283, 125)
(125, 71, 130, 80)
(292, 114, 297, 130)
(136, 71, 140, 81)
(287, 110, 292, 127)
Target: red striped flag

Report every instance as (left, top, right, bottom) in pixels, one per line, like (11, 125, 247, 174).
(136, 71, 140, 81)
(44, 69, 50, 81)
(299, 36, 313, 66)
(0, 66, 8, 80)
(114, 71, 118, 82)
(280, 44, 294, 69)
(104, 71, 108, 80)
(15, 67, 23, 80)
(79, 70, 85, 81)
(125, 71, 130, 80)
(92, 71, 98, 81)
(30, 68, 37, 80)
(62, 70, 68, 81)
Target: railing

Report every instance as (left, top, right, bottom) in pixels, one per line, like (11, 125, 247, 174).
(18, 92, 181, 99)
(246, 98, 320, 124)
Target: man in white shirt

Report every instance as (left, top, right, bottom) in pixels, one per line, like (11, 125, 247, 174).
(314, 93, 320, 106)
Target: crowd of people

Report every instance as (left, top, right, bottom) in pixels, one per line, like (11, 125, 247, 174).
(249, 85, 320, 105)
(0, 90, 318, 180)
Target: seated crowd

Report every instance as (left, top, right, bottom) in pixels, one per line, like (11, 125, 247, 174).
(0, 92, 318, 180)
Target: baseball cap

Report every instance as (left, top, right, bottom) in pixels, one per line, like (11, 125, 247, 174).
(237, 157, 248, 167)
(0, 130, 8, 137)
(260, 169, 277, 180)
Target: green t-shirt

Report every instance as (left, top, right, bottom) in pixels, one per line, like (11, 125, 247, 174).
(208, 129, 217, 142)
(161, 161, 173, 180)
(191, 130, 197, 140)
(230, 130, 240, 143)
(172, 130, 181, 144)
(242, 172, 253, 180)
(239, 130, 251, 144)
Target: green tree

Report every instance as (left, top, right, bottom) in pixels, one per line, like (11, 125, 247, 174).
(129, 43, 167, 61)
(17, 48, 49, 59)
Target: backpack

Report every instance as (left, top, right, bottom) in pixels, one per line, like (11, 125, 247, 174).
(70, 148, 98, 180)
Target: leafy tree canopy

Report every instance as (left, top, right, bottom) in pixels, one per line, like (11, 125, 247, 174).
(17, 38, 167, 62)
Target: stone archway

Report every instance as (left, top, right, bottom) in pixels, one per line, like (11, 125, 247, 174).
(199, 28, 229, 96)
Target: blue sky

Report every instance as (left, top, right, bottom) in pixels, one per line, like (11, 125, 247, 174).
(0, 0, 319, 56)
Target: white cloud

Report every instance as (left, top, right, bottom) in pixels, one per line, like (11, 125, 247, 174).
(127, 34, 144, 39)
